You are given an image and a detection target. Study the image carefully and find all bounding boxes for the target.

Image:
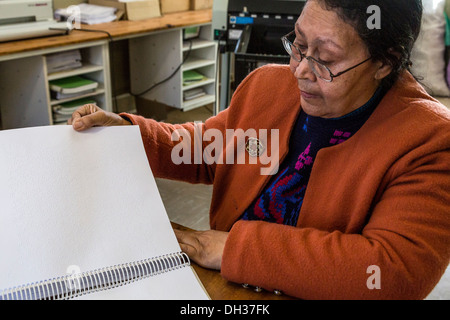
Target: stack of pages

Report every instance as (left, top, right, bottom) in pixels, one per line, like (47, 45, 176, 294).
(52, 98, 96, 124)
(49, 76, 99, 100)
(183, 88, 206, 101)
(46, 50, 82, 74)
(55, 3, 117, 25)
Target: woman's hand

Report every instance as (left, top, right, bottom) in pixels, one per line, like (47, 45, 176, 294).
(68, 104, 131, 131)
(173, 226, 228, 270)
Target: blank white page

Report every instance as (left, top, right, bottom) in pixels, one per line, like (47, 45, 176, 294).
(0, 125, 208, 300)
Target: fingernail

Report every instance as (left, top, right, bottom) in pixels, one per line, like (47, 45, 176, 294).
(73, 120, 83, 130)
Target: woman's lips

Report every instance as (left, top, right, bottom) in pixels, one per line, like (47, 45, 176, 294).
(300, 90, 320, 99)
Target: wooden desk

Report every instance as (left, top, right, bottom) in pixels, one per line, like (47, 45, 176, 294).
(172, 223, 295, 300)
(0, 9, 213, 57)
(192, 264, 295, 300)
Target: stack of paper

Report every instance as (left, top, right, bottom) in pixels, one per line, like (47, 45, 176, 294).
(46, 50, 82, 74)
(183, 87, 206, 101)
(52, 98, 97, 123)
(49, 76, 99, 100)
(55, 3, 117, 25)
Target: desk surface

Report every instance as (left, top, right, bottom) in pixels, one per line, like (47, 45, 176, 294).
(172, 223, 294, 300)
(0, 9, 212, 57)
(192, 264, 295, 300)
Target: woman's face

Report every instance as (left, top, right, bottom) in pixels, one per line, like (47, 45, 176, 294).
(291, 0, 387, 118)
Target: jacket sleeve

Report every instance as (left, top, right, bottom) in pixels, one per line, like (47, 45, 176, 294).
(120, 110, 228, 184)
(221, 148, 450, 299)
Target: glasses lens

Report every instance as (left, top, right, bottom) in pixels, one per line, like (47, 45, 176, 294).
(282, 38, 293, 55)
(308, 59, 332, 81)
(283, 39, 302, 62)
(282, 31, 302, 62)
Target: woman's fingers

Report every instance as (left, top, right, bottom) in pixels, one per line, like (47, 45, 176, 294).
(68, 104, 131, 131)
(173, 228, 228, 270)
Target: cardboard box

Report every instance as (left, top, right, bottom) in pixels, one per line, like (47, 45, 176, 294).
(160, 0, 190, 14)
(190, 0, 212, 10)
(53, 0, 87, 10)
(89, 0, 161, 21)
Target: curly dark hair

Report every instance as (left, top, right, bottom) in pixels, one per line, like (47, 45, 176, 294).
(310, 0, 423, 88)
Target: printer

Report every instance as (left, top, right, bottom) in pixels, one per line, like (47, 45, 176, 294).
(213, 0, 306, 110)
(0, 0, 71, 42)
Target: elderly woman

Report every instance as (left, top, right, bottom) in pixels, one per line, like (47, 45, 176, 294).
(70, 0, 450, 299)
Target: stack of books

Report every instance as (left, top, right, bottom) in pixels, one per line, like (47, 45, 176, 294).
(52, 98, 97, 124)
(49, 76, 99, 100)
(183, 88, 206, 101)
(46, 50, 82, 74)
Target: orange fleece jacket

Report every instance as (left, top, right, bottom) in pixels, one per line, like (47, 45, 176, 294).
(123, 65, 450, 299)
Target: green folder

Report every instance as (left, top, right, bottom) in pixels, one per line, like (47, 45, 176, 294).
(183, 70, 205, 85)
(56, 98, 97, 110)
(49, 76, 98, 94)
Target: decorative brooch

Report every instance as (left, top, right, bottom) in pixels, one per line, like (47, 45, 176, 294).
(245, 137, 265, 157)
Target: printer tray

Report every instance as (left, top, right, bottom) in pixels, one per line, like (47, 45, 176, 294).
(0, 21, 70, 43)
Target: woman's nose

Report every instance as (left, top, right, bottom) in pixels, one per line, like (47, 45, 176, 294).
(292, 58, 315, 81)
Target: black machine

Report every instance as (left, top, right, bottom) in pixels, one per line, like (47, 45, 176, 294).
(213, 0, 306, 110)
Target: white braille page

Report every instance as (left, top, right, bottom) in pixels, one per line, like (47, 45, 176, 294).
(0, 125, 208, 300)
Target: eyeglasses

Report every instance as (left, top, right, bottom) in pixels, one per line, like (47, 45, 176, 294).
(281, 30, 372, 82)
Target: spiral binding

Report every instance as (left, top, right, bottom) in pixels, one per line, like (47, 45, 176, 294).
(0, 252, 190, 300)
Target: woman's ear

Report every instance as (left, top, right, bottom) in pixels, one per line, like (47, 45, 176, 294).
(375, 48, 401, 80)
(374, 62, 393, 80)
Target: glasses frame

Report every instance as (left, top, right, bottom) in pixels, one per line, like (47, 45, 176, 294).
(281, 30, 372, 82)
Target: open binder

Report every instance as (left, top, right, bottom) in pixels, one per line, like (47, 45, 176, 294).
(0, 125, 209, 300)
